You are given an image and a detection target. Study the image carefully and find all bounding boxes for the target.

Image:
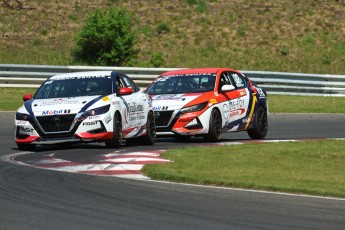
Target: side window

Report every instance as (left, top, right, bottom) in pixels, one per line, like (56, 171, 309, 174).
(230, 72, 246, 89)
(121, 75, 139, 92)
(218, 72, 232, 91)
(115, 75, 125, 92)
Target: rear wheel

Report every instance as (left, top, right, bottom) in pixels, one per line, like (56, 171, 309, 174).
(17, 143, 36, 151)
(105, 112, 122, 148)
(141, 111, 156, 145)
(204, 109, 222, 142)
(247, 105, 268, 139)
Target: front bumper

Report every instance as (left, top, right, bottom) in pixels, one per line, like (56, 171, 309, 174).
(15, 113, 113, 145)
(155, 108, 212, 136)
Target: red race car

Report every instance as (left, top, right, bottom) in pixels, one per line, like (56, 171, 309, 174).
(146, 68, 268, 141)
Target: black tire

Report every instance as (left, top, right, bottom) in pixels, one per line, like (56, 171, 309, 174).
(141, 111, 156, 145)
(204, 109, 222, 142)
(17, 143, 36, 151)
(105, 112, 122, 148)
(247, 105, 268, 139)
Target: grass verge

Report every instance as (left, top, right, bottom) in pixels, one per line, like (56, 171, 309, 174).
(143, 140, 345, 198)
(1, 87, 345, 113)
(0, 88, 37, 111)
(268, 95, 345, 113)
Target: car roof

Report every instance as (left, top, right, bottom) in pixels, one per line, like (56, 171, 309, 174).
(160, 68, 240, 76)
(49, 71, 115, 80)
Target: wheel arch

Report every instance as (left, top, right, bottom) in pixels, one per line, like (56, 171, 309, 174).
(211, 106, 223, 125)
(256, 99, 268, 111)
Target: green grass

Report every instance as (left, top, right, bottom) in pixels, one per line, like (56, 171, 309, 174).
(0, 88, 36, 111)
(268, 95, 345, 113)
(2, 87, 345, 113)
(143, 140, 345, 198)
(1, 1, 344, 74)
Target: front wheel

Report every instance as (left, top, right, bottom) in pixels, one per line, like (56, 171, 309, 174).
(204, 109, 222, 142)
(247, 105, 268, 139)
(105, 112, 122, 148)
(141, 111, 156, 145)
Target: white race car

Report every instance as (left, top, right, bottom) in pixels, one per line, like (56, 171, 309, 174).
(146, 68, 268, 141)
(15, 71, 156, 150)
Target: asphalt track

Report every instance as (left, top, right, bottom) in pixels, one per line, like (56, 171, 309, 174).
(1, 111, 345, 229)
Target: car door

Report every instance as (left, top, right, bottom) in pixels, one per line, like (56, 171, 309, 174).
(120, 74, 147, 128)
(218, 71, 250, 130)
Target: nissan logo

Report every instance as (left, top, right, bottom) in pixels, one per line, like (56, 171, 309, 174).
(53, 116, 61, 128)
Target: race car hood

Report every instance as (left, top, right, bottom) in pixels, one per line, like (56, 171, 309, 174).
(23, 96, 105, 116)
(150, 93, 203, 111)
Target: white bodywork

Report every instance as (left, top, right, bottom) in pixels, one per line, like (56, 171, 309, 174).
(15, 71, 152, 146)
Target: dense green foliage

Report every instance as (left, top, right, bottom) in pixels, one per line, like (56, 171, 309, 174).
(73, 7, 135, 66)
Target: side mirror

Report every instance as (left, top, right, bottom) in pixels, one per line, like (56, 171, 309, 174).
(221, 84, 235, 92)
(23, 94, 33, 101)
(119, 87, 133, 96)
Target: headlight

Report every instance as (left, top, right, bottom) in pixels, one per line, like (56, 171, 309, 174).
(78, 104, 110, 121)
(85, 104, 110, 116)
(16, 112, 32, 121)
(180, 102, 208, 114)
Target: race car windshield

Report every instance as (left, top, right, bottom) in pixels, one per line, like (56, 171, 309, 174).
(34, 76, 113, 99)
(146, 74, 216, 95)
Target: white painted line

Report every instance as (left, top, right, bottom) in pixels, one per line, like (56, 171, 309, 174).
(29, 158, 70, 165)
(103, 151, 163, 157)
(148, 179, 345, 202)
(106, 174, 150, 180)
(51, 163, 144, 172)
(104, 157, 170, 163)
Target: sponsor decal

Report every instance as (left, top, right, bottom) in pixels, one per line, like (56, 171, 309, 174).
(42, 109, 71, 115)
(112, 101, 120, 105)
(19, 127, 34, 134)
(40, 99, 79, 106)
(153, 106, 169, 111)
(83, 121, 100, 126)
(154, 76, 170, 82)
(16, 120, 27, 125)
(229, 98, 245, 111)
(229, 108, 245, 117)
(129, 114, 145, 121)
(152, 95, 184, 101)
(104, 115, 112, 124)
(102, 96, 110, 102)
(209, 98, 217, 104)
(232, 74, 245, 87)
(88, 115, 101, 120)
(254, 87, 266, 97)
(65, 75, 110, 80)
(223, 98, 246, 119)
(163, 73, 214, 78)
(128, 102, 144, 113)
